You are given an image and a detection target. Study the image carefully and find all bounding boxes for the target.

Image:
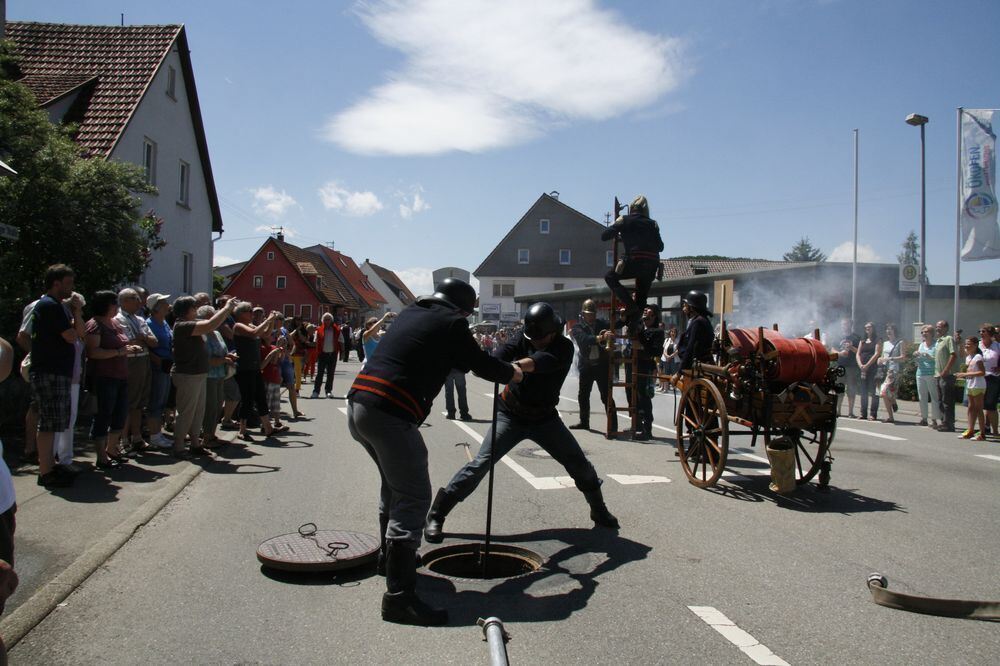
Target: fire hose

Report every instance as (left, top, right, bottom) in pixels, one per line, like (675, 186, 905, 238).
(866, 573, 1000, 621)
(477, 616, 511, 666)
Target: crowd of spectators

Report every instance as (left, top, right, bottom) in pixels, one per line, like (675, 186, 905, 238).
(13, 263, 363, 489)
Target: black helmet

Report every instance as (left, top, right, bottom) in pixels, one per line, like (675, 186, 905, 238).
(432, 278, 476, 314)
(682, 290, 710, 315)
(523, 302, 562, 341)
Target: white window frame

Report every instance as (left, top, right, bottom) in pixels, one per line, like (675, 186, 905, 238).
(492, 281, 515, 298)
(517, 248, 530, 265)
(559, 249, 571, 265)
(539, 219, 550, 234)
(606, 250, 614, 267)
(300, 304, 313, 321)
(177, 160, 190, 207)
(276, 275, 287, 289)
(166, 65, 177, 100)
(142, 138, 157, 186)
(182, 252, 193, 294)
(266, 251, 275, 260)
(283, 304, 295, 317)
(252, 275, 263, 289)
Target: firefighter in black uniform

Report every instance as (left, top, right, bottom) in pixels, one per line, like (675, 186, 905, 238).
(633, 305, 666, 440)
(424, 302, 619, 544)
(672, 291, 715, 382)
(601, 195, 664, 332)
(569, 299, 617, 431)
(347, 278, 522, 627)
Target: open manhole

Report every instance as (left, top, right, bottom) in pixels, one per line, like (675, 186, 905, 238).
(422, 543, 545, 580)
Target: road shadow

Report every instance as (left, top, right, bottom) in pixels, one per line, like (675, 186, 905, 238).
(705, 478, 906, 514)
(420, 527, 651, 625)
(192, 457, 281, 475)
(259, 562, 373, 588)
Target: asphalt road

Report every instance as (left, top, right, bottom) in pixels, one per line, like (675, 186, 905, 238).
(10, 360, 1000, 664)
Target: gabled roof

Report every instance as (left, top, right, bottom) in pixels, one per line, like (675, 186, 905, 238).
(5, 21, 223, 232)
(660, 259, 812, 279)
(368, 262, 417, 303)
(474, 193, 607, 277)
(272, 239, 359, 309)
(306, 245, 387, 309)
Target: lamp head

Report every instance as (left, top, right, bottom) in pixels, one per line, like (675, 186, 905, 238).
(905, 113, 929, 126)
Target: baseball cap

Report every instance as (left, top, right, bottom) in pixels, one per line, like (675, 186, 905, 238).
(146, 293, 171, 311)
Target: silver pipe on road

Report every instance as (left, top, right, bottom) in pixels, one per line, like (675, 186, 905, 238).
(477, 616, 510, 666)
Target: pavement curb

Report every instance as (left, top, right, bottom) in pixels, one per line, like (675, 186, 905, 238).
(0, 463, 204, 649)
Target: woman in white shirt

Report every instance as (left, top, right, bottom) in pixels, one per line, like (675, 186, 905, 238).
(955, 336, 986, 440)
(977, 324, 1000, 437)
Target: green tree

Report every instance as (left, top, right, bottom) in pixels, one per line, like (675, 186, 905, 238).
(782, 237, 826, 262)
(897, 230, 919, 264)
(0, 41, 161, 337)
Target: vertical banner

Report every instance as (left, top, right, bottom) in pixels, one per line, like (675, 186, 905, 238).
(960, 109, 999, 261)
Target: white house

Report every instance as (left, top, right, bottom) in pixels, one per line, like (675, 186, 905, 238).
(360, 260, 417, 314)
(475, 192, 611, 323)
(5, 21, 223, 297)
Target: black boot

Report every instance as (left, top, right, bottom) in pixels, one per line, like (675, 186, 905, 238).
(583, 486, 620, 529)
(381, 542, 448, 626)
(569, 421, 589, 430)
(376, 513, 389, 576)
(424, 488, 458, 544)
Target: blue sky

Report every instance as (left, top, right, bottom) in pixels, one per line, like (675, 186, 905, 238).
(10, 0, 1000, 295)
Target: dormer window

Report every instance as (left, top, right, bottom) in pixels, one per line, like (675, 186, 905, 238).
(692, 265, 709, 275)
(539, 219, 550, 234)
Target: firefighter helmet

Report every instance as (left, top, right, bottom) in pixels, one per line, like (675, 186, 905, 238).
(523, 302, 562, 340)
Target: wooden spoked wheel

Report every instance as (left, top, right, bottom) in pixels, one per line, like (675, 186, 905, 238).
(675, 378, 729, 488)
(791, 422, 833, 485)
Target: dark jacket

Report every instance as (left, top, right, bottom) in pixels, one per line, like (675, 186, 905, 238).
(600, 214, 664, 261)
(677, 314, 714, 370)
(348, 299, 514, 424)
(496, 332, 573, 421)
(570, 317, 611, 371)
(636, 326, 665, 373)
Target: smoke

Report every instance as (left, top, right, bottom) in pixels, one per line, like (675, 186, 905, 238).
(728, 276, 853, 344)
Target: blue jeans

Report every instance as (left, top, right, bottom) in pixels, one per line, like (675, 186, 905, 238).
(347, 401, 431, 549)
(149, 365, 171, 419)
(444, 370, 469, 416)
(444, 409, 601, 502)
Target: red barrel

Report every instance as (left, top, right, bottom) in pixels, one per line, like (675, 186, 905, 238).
(726, 328, 829, 384)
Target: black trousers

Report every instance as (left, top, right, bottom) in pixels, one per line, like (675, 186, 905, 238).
(236, 370, 268, 420)
(314, 352, 337, 394)
(578, 364, 616, 429)
(605, 259, 658, 314)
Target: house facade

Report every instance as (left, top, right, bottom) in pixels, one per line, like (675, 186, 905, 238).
(360, 261, 417, 313)
(474, 192, 611, 323)
(6, 21, 222, 297)
(304, 245, 387, 322)
(225, 236, 356, 323)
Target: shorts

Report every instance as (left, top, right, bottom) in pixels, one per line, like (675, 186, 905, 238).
(280, 360, 295, 388)
(223, 376, 241, 402)
(126, 356, 151, 410)
(30, 372, 72, 432)
(984, 375, 1000, 410)
(967, 387, 985, 397)
(840, 365, 860, 396)
(266, 382, 281, 416)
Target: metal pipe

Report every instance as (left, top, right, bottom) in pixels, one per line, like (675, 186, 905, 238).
(954, 108, 962, 331)
(477, 617, 511, 666)
(851, 129, 859, 326)
(919, 122, 926, 324)
(482, 382, 500, 578)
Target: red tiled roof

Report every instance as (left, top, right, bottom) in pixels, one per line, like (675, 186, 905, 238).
(273, 240, 359, 309)
(6, 22, 181, 156)
(368, 262, 417, 303)
(309, 246, 387, 309)
(660, 259, 811, 279)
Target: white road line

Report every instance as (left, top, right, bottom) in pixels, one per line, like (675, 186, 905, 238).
(607, 474, 670, 485)
(975, 454, 1000, 463)
(837, 426, 906, 441)
(688, 606, 790, 666)
(732, 448, 771, 465)
(450, 420, 574, 490)
(338, 407, 348, 416)
(559, 395, 579, 403)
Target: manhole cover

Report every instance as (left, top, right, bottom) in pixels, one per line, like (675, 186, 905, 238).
(257, 525, 379, 572)
(422, 543, 545, 581)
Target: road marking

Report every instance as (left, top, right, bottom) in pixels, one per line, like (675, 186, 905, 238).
(837, 426, 906, 441)
(975, 454, 1000, 463)
(688, 606, 790, 666)
(450, 420, 574, 490)
(732, 448, 771, 465)
(607, 474, 670, 485)
(338, 407, 348, 416)
(558, 395, 579, 403)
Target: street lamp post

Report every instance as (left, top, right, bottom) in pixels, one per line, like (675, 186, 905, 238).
(906, 113, 929, 324)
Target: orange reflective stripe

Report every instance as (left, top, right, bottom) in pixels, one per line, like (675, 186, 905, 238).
(356, 374, 423, 415)
(350, 383, 422, 421)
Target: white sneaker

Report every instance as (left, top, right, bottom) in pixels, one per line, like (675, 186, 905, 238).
(326, 392, 333, 399)
(151, 433, 173, 449)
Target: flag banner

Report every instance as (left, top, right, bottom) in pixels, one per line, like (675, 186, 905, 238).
(960, 109, 999, 261)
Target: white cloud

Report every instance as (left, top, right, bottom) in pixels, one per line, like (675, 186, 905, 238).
(828, 241, 881, 263)
(213, 255, 241, 267)
(399, 189, 431, 219)
(254, 224, 298, 239)
(325, 0, 687, 155)
(250, 185, 297, 219)
(394, 267, 436, 297)
(318, 181, 384, 216)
